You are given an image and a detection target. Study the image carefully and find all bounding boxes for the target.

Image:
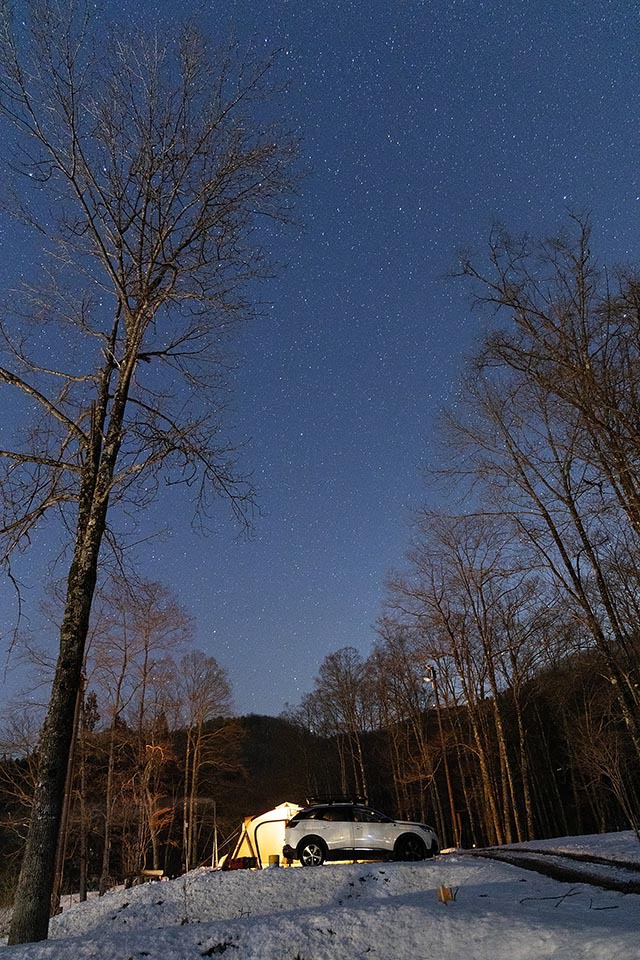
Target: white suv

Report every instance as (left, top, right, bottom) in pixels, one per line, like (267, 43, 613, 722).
(283, 802, 439, 866)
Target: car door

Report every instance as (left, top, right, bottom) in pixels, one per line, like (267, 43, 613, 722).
(352, 807, 395, 855)
(317, 805, 355, 855)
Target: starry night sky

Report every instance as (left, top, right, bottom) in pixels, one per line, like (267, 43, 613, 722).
(1, 0, 639, 716)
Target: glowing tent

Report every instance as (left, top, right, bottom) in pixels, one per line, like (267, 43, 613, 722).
(224, 801, 302, 869)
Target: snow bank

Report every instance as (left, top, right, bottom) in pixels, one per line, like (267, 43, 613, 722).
(509, 830, 640, 864)
(0, 836, 639, 959)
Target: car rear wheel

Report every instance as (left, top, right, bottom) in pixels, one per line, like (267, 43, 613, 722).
(395, 834, 426, 861)
(298, 837, 326, 866)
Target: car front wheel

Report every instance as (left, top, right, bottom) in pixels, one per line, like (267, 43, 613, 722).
(298, 837, 326, 866)
(395, 834, 426, 861)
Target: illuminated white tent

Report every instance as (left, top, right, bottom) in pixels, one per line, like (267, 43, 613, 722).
(225, 801, 302, 868)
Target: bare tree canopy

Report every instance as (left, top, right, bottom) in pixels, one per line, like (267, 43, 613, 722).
(0, 0, 296, 943)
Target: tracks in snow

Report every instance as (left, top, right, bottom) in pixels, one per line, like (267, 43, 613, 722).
(467, 846, 640, 895)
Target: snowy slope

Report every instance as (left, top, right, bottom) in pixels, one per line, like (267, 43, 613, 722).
(505, 829, 640, 864)
(1, 835, 639, 959)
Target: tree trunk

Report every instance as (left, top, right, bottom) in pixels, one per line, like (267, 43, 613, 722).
(9, 551, 103, 942)
(9, 348, 133, 944)
(514, 702, 535, 840)
(99, 724, 118, 895)
(188, 732, 201, 868)
(183, 730, 192, 873)
(429, 777, 446, 847)
(456, 743, 477, 848)
(475, 712, 503, 844)
(432, 675, 459, 848)
(50, 683, 82, 916)
(78, 699, 88, 902)
(352, 731, 368, 800)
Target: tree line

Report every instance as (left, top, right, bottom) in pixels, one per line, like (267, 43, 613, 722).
(0, 579, 244, 903)
(2, 507, 638, 907)
(286, 218, 640, 850)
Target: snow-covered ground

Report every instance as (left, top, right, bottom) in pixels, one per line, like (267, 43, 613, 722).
(505, 829, 640, 864)
(1, 832, 639, 959)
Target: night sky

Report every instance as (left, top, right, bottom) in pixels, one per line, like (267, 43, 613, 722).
(1, 1, 639, 717)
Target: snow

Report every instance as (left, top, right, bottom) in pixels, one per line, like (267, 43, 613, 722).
(504, 829, 640, 865)
(1, 833, 639, 959)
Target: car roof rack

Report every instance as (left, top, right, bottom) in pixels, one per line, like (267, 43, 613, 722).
(305, 795, 368, 806)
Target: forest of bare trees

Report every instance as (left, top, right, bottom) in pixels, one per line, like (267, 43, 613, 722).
(3, 209, 640, 938)
(0, 579, 239, 902)
(287, 218, 640, 851)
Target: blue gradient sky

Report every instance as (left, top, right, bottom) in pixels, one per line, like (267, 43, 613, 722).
(1, 0, 639, 716)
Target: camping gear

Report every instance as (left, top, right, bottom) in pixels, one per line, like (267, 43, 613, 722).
(223, 801, 301, 869)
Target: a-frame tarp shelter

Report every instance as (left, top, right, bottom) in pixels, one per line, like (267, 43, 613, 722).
(226, 801, 301, 868)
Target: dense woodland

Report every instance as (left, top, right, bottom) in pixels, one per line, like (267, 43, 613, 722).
(0, 637, 638, 905)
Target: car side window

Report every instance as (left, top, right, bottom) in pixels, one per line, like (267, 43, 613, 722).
(292, 805, 356, 822)
(303, 807, 330, 821)
(322, 806, 353, 822)
(357, 809, 379, 823)
(356, 807, 392, 823)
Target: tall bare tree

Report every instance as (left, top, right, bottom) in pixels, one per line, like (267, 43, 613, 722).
(306, 648, 370, 800)
(456, 218, 640, 742)
(93, 580, 189, 892)
(0, 1, 295, 943)
(368, 623, 440, 825)
(178, 650, 232, 872)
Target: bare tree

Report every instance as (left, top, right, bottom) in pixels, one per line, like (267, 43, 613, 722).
(0, 2, 296, 943)
(92, 580, 189, 892)
(368, 623, 441, 826)
(177, 650, 232, 872)
(389, 525, 506, 845)
(573, 690, 640, 839)
(456, 218, 640, 743)
(0, 709, 40, 833)
(304, 648, 370, 800)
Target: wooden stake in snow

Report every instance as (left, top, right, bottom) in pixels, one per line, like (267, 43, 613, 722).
(437, 885, 457, 904)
